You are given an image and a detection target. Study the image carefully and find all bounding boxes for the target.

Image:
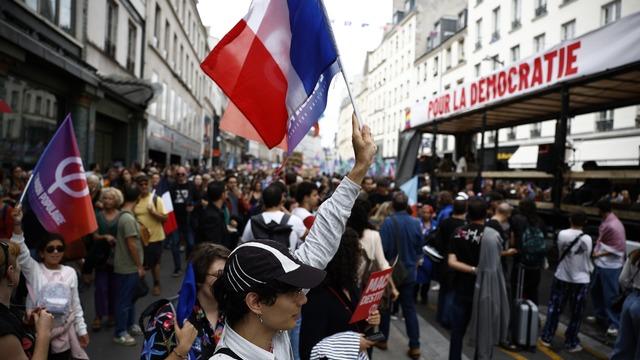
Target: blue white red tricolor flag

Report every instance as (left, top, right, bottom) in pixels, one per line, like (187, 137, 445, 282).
(25, 114, 97, 242)
(200, 0, 340, 153)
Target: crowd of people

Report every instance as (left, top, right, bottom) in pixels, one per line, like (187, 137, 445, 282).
(0, 115, 639, 359)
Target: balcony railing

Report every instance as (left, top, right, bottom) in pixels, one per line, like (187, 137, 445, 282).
(491, 31, 501, 43)
(507, 132, 516, 140)
(511, 19, 521, 30)
(535, 5, 547, 17)
(530, 128, 541, 138)
(596, 119, 614, 132)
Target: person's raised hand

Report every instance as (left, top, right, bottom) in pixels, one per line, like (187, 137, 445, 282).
(367, 310, 381, 327)
(348, 113, 377, 184)
(11, 205, 23, 224)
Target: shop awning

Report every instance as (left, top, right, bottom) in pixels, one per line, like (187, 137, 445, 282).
(407, 11, 640, 135)
(508, 145, 539, 169)
(99, 74, 161, 108)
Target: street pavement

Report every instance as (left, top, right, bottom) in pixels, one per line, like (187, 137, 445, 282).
(79, 249, 614, 360)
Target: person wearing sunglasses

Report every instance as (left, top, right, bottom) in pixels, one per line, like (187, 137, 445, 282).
(10, 207, 89, 359)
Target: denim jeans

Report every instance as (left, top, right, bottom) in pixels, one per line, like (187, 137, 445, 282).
(380, 281, 420, 349)
(541, 278, 589, 348)
(611, 291, 640, 360)
(114, 272, 139, 336)
(448, 290, 473, 360)
(591, 266, 622, 329)
(170, 223, 195, 272)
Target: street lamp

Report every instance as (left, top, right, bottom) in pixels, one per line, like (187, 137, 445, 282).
(482, 55, 505, 67)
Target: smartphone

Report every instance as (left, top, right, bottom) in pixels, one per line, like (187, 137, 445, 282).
(365, 332, 386, 343)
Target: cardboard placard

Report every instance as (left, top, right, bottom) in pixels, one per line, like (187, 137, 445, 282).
(349, 267, 393, 324)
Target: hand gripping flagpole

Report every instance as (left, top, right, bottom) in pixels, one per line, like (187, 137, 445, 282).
(319, 0, 363, 128)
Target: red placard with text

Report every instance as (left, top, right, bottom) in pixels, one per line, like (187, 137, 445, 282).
(349, 268, 393, 324)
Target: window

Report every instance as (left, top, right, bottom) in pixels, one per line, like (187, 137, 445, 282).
(161, 82, 168, 121)
(510, 45, 520, 62)
(530, 123, 542, 138)
(25, 0, 76, 35)
(153, 4, 161, 46)
(179, 44, 184, 74)
(172, 34, 178, 65)
(491, 55, 500, 70)
(433, 56, 439, 76)
(534, 33, 545, 52)
(164, 21, 171, 56)
(602, 1, 621, 25)
(535, 0, 547, 17)
(149, 73, 159, 116)
(475, 18, 482, 50)
(458, 39, 465, 63)
(561, 20, 576, 41)
(475, 63, 481, 77)
(507, 127, 516, 140)
(457, 10, 467, 29)
(492, 7, 500, 42)
(126, 21, 137, 73)
(423, 63, 427, 81)
(105, 0, 118, 58)
(511, 0, 521, 29)
(596, 110, 614, 131)
(445, 47, 452, 70)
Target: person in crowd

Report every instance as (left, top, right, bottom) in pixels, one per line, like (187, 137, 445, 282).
(433, 191, 454, 229)
(3, 166, 26, 202)
(225, 175, 247, 220)
(113, 185, 145, 346)
(589, 199, 627, 337)
(240, 183, 306, 252)
(118, 168, 134, 193)
(150, 173, 162, 193)
(248, 179, 263, 216)
(486, 202, 517, 281)
(197, 181, 230, 247)
(84, 187, 122, 331)
(292, 182, 319, 230)
(210, 114, 375, 360)
(10, 207, 89, 359)
(87, 174, 103, 209)
(379, 192, 422, 359)
(299, 228, 381, 360)
(368, 178, 392, 209)
(433, 198, 467, 327)
(485, 191, 504, 217)
(540, 211, 592, 352)
(169, 167, 197, 277)
(134, 174, 167, 296)
(447, 198, 504, 360)
(465, 199, 509, 360)
(0, 240, 55, 360)
(141, 243, 230, 360)
(510, 198, 546, 305)
(361, 176, 376, 197)
(0, 196, 15, 240)
(369, 201, 393, 229)
(416, 204, 435, 304)
(610, 249, 640, 359)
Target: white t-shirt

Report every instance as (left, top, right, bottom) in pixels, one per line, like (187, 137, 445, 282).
(292, 207, 313, 223)
(554, 228, 593, 284)
(241, 211, 307, 251)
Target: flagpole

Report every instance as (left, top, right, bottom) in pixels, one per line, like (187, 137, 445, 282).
(17, 174, 33, 206)
(319, 0, 363, 127)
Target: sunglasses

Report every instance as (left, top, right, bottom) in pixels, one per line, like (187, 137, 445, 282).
(45, 245, 65, 254)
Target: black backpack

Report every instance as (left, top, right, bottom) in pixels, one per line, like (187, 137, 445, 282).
(250, 213, 293, 248)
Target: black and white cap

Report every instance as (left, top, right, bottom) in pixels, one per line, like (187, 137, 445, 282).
(223, 240, 326, 294)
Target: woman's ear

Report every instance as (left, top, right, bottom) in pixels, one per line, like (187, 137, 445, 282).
(245, 292, 263, 315)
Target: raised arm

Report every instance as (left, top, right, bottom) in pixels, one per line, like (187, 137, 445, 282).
(9, 207, 38, 279)
(295, 114, 377, 269)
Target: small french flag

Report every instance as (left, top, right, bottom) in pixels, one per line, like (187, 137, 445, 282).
(160, 192, 178, 235)
(200, 0, 341, 153)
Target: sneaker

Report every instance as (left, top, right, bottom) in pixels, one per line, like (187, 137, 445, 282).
(431, 283, 440, 291)
(172, 270, 182, 278)
(567, 344, 583, 353)
(129, 324, 143, 337)
(407, 347, 421, 360)
(390, 315, 399, 320)
(606, 326, 619, 337)
(585, 316, 597, 324)
(113, 334, 137, 346)
(539, 339, 551, 347)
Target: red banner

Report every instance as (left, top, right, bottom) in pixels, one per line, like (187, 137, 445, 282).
(349, 267, 393, 324)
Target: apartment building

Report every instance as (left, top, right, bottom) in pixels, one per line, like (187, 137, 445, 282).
(467, 0, 640, 169)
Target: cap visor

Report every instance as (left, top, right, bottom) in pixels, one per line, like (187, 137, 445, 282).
(277, 263, 326, 289)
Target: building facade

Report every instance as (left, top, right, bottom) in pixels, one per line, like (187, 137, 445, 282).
(143, 0, 212, 167)
(468, 0, 640, 169)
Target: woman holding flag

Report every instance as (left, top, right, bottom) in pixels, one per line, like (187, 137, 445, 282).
(10, 207, 89, 359)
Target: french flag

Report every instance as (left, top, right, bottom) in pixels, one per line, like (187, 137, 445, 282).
(200, 0, 340, 153)
(160, 191, 178, 235)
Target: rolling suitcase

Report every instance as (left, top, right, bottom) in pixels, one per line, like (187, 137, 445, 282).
(512, 264, 538, 351)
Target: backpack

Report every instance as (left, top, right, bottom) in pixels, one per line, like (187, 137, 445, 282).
(520, 226, 547, 268)
(139, 297, 177, 340)
(250, 213, 293, 248)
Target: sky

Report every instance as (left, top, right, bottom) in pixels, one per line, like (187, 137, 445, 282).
(196, 0, 392, 147)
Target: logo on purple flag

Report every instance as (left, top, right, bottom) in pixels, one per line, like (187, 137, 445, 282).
(26, 114, 97, 242)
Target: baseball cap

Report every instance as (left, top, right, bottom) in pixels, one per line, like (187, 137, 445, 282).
(223, 240, 326, 294)
(455, 192, 469, 201)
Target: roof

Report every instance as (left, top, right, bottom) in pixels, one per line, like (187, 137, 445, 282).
(408, 11, 640, 135)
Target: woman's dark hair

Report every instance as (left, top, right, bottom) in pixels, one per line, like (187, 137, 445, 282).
(263, 183, 284, 208)
(347, 199, 373, 238)
(207, 181, 226, 202)
(392, 192, 409, 212)
(518, 198, 541, 226)
(467, 198, 487, 221)
(213, 277, 299, 328)
(295, 182, 317, 204)
(190, 243, 230, 287)
(37, 233, 65, 253)
(324, 227, 361, 290)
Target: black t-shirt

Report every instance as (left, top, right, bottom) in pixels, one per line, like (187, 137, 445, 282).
(486, 219, 509, 249)
(449, 223, 484, 295)
(368, 192, 392, 208)
(0, 304, 34, 358)
(170, 181, 196, 222)
(437, 217, 466, 256)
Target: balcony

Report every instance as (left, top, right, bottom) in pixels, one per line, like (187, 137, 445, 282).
(535, 5, 548, 17)
(511, 19, 521, 31)
(596, 119, 614, 132)
(491, 31, 501, 43)
(530, 128, 541, 138)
